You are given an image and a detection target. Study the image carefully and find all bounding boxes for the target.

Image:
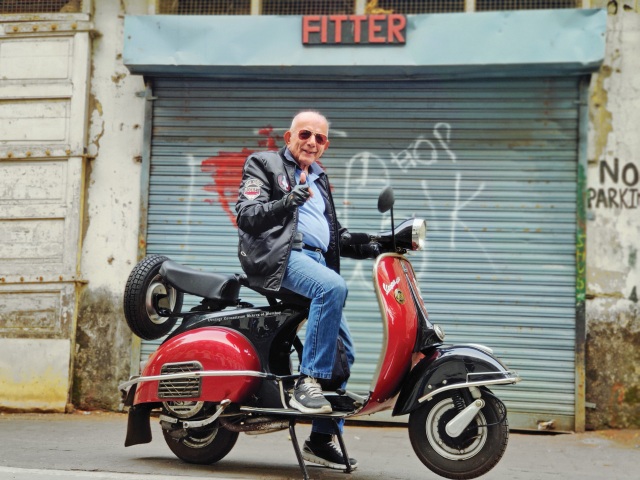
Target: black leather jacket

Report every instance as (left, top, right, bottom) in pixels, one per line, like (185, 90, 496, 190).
(236, 148, 347, 291)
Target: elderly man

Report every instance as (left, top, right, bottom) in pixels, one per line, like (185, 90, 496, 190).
(236, 111, 377, 470)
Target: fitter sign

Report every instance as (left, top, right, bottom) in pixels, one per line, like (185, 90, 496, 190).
(302, 14, 407, 45)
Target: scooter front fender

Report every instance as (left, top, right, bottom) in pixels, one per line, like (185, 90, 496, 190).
(392, 344, 519, 416)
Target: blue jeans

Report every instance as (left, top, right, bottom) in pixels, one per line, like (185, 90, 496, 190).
(282, 249, 355, 435)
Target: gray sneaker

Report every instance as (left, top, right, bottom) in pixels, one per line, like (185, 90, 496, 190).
(289, 376, 332, 414)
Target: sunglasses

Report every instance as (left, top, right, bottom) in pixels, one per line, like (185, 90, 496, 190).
(297, 129, 328, 146)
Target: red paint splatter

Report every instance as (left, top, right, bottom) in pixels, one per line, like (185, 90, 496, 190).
(201, 127, 281, 227)
(201, 126, 331, 227)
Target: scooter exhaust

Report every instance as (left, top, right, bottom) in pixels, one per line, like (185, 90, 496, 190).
(220, 416, 290, 434)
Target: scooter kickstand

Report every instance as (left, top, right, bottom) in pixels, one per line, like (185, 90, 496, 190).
(333, 419, 353, 473)
(289, 419, 310, 480)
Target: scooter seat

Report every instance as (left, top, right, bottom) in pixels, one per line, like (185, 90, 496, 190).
(160, 260, 241, 303)
(238, 275, 310, 308)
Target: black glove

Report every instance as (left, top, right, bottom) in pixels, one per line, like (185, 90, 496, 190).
(357, 242, 382, 259)
(340, 231, 371, 246)
(283, 184, 311, 210)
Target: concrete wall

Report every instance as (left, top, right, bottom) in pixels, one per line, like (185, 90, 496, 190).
(585, 2, 640, 429)
(72, 0, 148, 410)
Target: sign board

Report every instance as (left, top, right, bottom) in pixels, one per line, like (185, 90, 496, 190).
(302, 14, 407, 45)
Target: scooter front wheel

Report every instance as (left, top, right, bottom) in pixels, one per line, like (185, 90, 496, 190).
(408, 388, 508, 480)
(162, 422, 239, 465)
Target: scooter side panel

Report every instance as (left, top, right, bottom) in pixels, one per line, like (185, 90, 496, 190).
(134, 327, 261, 405)
(366, 254, 419, 408)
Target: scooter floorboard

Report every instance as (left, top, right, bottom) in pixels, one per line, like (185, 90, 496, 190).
(239, 406, 352, 419)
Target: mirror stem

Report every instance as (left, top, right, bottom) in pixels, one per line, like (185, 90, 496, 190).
(390, 206, 396, 252)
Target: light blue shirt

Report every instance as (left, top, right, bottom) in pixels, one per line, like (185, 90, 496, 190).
(284, 149, 330, 252)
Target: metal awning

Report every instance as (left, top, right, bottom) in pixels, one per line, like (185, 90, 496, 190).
(123, 9, 606, 79)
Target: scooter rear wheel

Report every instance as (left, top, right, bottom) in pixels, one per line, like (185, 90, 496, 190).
(162, 422, 239, 465)
(408, 388, 509, 480)
(123, 254, 183, 340)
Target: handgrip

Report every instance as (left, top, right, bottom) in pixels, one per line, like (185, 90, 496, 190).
(340, 232, 371, 246)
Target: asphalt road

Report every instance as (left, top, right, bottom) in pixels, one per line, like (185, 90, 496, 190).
(0, 411, 638, 480)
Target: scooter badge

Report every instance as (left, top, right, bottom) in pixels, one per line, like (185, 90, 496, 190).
(394, 289, 406, 304)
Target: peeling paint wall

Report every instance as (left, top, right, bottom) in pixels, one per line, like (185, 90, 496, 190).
(586, 2, 640, 428)
(73, 0, 148, 410)
(72, 288, 132, 410)
(0, 338, 70, 411)
(585, 299, 640, 427)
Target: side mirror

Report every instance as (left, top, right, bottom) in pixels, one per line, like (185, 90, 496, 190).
(378, 186, 395, 213)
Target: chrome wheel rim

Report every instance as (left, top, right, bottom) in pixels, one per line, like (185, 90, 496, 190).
(182, 428, 218, 449)
(425, 397, 487, 460)
(145, 274, 177, 325)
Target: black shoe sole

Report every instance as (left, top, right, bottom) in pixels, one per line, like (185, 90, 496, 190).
(302, 448, 358, 470)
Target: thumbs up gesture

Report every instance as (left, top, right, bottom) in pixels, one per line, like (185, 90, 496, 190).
(299, 171, 314, 198)
(283, 172, 311, 210)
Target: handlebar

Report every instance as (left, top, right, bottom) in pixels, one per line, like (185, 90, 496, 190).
(340, 232, 372, 246)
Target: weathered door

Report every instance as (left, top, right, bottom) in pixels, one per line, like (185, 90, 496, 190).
(0, 18, 92, 411)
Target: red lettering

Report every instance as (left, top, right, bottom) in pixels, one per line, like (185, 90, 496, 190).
(368, 15, 385, 43)
(331, 14, 347, 43)
(350, 15, 366, 43)
(388, 14, 406, 43)
(303, 14, 407, 45)
(321, 15, 328, 43)
(302, 16, 321, 44)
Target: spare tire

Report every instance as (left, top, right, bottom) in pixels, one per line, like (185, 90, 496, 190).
(123, 254, 183, 340)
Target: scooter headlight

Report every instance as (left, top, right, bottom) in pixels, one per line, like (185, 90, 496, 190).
(412, 219, 427, 251)
(434, 324, 445, 341)
(376, 217, 428, 251)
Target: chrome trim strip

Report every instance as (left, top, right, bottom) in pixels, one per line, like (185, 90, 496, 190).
(417, 372, 521, 404)
(118, 370, 270, 391)
(458, 343, 494, 354)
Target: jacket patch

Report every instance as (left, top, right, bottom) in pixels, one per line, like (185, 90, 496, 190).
(242, 178, 263, 200)
(277, 174, 291, 193)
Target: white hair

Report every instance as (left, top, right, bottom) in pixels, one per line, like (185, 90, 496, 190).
(290, 110, 330, 130)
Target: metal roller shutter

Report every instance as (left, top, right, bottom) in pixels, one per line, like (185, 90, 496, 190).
(142, 76, 580, 430)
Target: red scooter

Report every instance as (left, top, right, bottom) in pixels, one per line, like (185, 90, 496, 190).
(119, 187, 520, 479)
